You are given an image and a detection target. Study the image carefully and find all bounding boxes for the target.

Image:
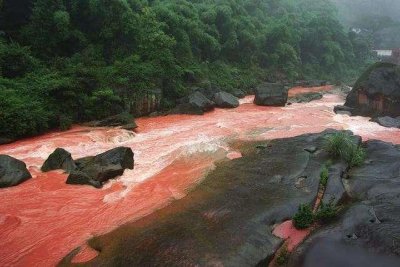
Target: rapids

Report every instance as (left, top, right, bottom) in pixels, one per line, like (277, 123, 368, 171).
(1, 86, 400, 266)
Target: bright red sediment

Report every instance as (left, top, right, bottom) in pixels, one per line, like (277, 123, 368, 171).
(1, 87, 400, 266)
(272, 220, 311, 251)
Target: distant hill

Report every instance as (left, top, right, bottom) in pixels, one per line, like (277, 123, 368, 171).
(332, 0, 400, 48)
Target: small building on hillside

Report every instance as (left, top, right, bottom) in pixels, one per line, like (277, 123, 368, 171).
(373, 49, 400, 65)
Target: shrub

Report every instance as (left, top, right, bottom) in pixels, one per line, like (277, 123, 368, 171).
(315, 201, 338, 224)
(293, 204, 314, 229)
(324, 132, 366, 167)
(320, 165, 329, 187)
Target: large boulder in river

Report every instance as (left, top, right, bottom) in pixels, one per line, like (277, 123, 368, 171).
(213, 91, 239, 108)
(343, 62, 400, 117)
(0, 155, 32, 188)
(67, 147, 134, 188)
(174, 91, 215, 115)
(41, 148, 76, 172)
(254, 83, 288, 106)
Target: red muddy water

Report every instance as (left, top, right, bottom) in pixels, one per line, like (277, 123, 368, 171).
(1, 86, 400, 266)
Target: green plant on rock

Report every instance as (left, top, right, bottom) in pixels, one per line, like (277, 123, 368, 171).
(320, 165, 329, 187)
(293, 204, 314, 230)
(324, 132, 366, 167)
(315, 201, 338, 224)
(276, 244, 289, 266)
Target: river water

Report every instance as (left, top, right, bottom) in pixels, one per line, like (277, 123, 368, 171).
(1, 87, 399, 266)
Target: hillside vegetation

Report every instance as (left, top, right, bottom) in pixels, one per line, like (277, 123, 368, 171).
(0, 0, 372, 140)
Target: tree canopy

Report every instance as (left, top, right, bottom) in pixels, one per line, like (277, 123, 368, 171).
(0, 0, 373, 140)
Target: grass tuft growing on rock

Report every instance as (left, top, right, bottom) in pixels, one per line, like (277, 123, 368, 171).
(320, 165, 329, 187)
(315, 201, 338, 224)
(324, 132, 366, 167)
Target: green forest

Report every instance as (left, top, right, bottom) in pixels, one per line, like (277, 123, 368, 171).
(0, 0, 373, 140)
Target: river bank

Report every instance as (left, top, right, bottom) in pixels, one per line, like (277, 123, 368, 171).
(1, 86, 400, 266)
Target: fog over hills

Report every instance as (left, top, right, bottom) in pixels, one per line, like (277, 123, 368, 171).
(332, 0, 400, 48)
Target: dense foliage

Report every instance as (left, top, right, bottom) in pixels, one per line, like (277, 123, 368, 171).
(0, 0, 373, 139)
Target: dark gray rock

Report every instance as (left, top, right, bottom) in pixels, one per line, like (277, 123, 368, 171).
(213, 91, 239, 108)
(0, 155, 32, 188)
(372, 116, 400, 128)
(346, 140, 400, 200)
(254, 83, 288, 106)
(289, 139, 400, 267)
(195, 85, 220, 101)
(66, 171, 102, 188)
(41, 148, 76, 173)
(322, 163, 347, 205)
(231, 89, 246, 98)
(344, 62, 400, 117)
(290, 92, 323, 103)
(67, 147, 134, 188)
(304, 146, 317, 153)
(334, 105, 355, 115)
(174, 91, 215, 115)
(289, 201, 400, 267)
(87, 112, 137, 130)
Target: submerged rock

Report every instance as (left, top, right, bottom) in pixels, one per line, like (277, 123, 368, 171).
(213, 91, 239, 108)
(67, 147, 134, 188)
(290, 92, 323, 103)
(87, 112, 137, 130)
(41, 148, 76, 173)
(344, 62, 400, 117)
(0, 155, 32, 188)
(254, 83, 288, 106)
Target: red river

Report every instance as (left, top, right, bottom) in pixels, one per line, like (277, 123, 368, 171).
(1, 87, 400, 266)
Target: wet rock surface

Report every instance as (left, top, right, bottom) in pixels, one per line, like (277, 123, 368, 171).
(372, 116, 400, 128)
(86, 112, 137, 130)
(231, 89, 246, 98)
(174, 91, 215, 115)
(254, 83, 288, 106)
(61, 130, 349, 266)
(67, 147, 134, 187)
(41, 148, 76, 173)
(289, 92, 323, 103)
(289, 139, 400, 267)
(0, 155, 32, 188)
(343, 62, 400, 117)
(213, 91, 240, 108)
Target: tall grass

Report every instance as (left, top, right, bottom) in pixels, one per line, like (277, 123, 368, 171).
(324, 132, 365, 167)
